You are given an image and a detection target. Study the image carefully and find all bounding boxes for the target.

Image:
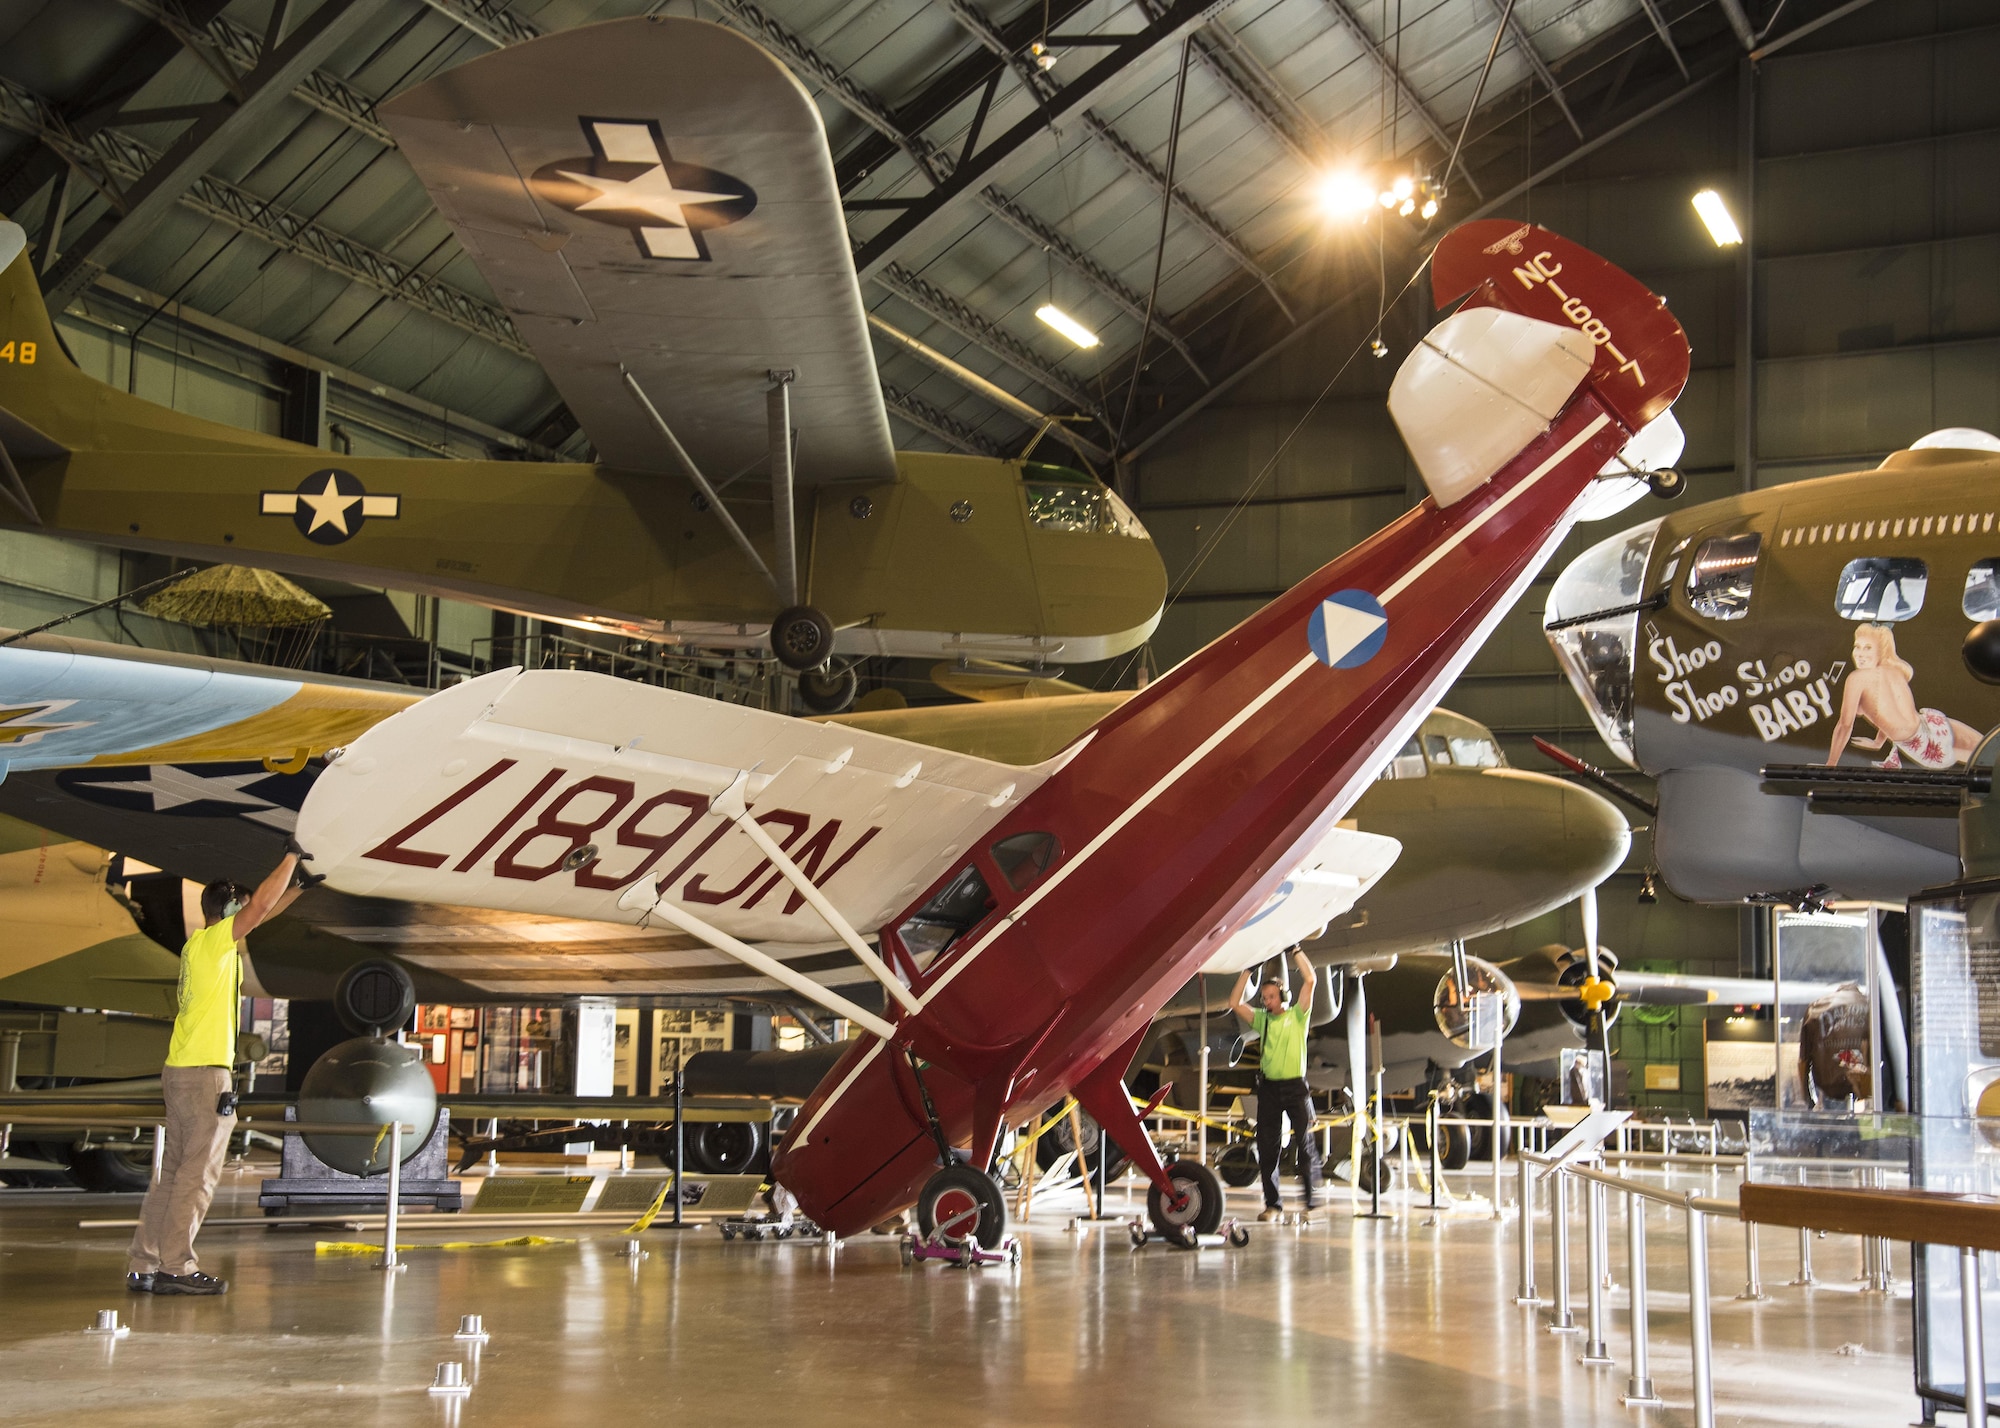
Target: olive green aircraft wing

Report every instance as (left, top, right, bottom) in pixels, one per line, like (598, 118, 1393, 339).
(379, 15, 896, 487)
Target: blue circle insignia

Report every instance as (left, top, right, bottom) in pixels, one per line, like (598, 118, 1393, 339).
(1307, 589, 1388, 669)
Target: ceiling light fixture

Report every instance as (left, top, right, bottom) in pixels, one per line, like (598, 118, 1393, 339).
(1691, 189, 1743, 246)
(1036, 304, 1100, 349)
(1313, 170, 1375, 220)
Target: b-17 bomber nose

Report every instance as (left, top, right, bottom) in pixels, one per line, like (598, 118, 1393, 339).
(1545, 518, 1665, 769)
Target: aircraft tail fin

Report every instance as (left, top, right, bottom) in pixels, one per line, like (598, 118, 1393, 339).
(1390, 221, 1691, 510)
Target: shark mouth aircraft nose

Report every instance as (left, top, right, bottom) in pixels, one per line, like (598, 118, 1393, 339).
(1544, 518, 1666, 768)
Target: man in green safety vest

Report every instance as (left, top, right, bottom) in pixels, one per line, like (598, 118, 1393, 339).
(127, 850, 302, 1295)
(1231, 946, 1322, 1223)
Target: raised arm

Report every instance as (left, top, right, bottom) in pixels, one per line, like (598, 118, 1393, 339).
(1292, 947, 1315, 1016)
(1229, 967, 1256, 1026)
(232, 853, 298, 939)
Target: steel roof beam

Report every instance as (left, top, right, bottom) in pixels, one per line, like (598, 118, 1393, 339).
(1716, 0, 1758, 51)
(1318, 0, 1483, 200)
(42, 0, 395, 306)
(881, 384, 1003, 457)
(853, 0, 1223, 282)
(1634, 0, 1690, 78)
(114, 0, 395, 144)
(1486, 1, 1583, 138)
(942, 1, 1292, 322)
(873, 263, 1105, 422)
(1183, 17, 1325, 166)
(0, 74, 525, 354)
(975, 189, 1207, 384)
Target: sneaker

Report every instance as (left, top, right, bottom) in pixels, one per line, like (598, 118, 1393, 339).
(152, 1271, 227, 1296)
(1298, 1208, 1316, 1225)
(1257, 1207, 1282, 1222)
(126, 1272, 155, 1294)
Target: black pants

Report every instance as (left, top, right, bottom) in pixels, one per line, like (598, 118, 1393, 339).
(1255, 1076, 1321, 1209)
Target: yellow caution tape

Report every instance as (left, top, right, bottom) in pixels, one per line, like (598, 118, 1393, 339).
(314, 1235, 574, 1256)
(623, 1182, 672, 1233)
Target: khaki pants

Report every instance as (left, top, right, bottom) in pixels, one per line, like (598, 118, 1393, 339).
(128, 1065, 235, 1276)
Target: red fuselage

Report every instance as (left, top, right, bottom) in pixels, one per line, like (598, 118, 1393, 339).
(774, 395, 1632, 1235)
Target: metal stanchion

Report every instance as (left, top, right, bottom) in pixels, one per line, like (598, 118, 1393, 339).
(1687, 1198, 1715, 1428)
(1426, 1093, 1442, 1218)
(151, 1124, 165, 1185)
(1737, 1215, 1767, 1300)
(1580, 1176, 1613, 1364)
(672, 1052, 685, 1230)
(1789, 1165, 1816, 1286)
(1621, 1190, 1662, 1406)
(376, 1121, 406, 1273)
(1547, 1168, 1579, 1333)
(1514, 1156, 1541, 1304)
(1962, 1246, 1989, 1428)
(1197, 1040, 1210, 1166)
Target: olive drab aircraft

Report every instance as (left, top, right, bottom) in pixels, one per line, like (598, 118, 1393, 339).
(0, 17, 1166, 715)
(286, 219, 1691, 1243)
(1545, 427, 2000, 903)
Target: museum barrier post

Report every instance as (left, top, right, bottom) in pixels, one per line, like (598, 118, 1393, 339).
(1686, 1194, 1715, 1428)
(1581, 1176, 1613, 1364)
(1621, 1189, 1661, 1406)
(1547, 1166, 1578, 1333)
(1513, 1155, 1539, 1303)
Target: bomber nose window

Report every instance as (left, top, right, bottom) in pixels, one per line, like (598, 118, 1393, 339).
(1447, 736, 1503, 768)
(1835, 557, 1928, 622)
(1685, 532, 1762, 621)
(896, 864, 996, 970)
(991, 831, 1061, 891)
(1965, 560, 2000, 620)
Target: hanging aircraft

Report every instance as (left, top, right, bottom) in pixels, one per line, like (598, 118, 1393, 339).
(284, 220, 1691, 1244)
(0, 17, 1168, 714)
(1544, 428, 2000, 902)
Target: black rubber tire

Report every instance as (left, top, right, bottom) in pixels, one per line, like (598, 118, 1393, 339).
(1227, 1223, 1251, 1248)
(770, 606, 835, 671)
(67, 1145, 155, 1193)
(1353, 1143, 1391, 1195)
(1216, 1140, 1258, 1188)
(1461, 1094, 1493, 1165)
(1148, 1157, 1226, 1237)
(1647, 467, 1687, 500)
(797, 662, 858, 714)
(687, 1120, 763, 1175)
(1034, 1107, 1129, 1181)
(1411, 1119, 1471, 1172)
(916, 1164, 1007, 1249)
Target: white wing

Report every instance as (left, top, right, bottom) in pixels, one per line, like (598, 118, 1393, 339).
(297, 670, 1043, 962)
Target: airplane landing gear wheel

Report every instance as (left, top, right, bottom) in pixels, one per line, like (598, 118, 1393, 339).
(1148, 1157, 1225, 1238)
(916, 1164, 1006, 1249)
(797, 661, 858, 714)
(1217, 1141, 1258, 1188)
(770, 606, 835, 671)
(1646, 467, 1686, 500)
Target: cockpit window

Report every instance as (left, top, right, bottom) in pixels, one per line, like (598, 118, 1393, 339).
(1423, 734, 1451, 765)
(897, 864, 996, 971)
(1685, 532, 1762, 621)
(1377, 738, 1428, 780)
(990, 831, 1060, 891)
(1835, 557, 1927, 622)
(1447, 736, 1503, 768)
(1965, 560, 2000, 620)
(1021, 465, 1147, 539)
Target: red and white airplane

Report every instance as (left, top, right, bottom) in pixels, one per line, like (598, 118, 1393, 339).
(295, 221, 1688, 1244)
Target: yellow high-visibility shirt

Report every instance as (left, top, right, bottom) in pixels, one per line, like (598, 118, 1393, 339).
(165, 915, 240, 1069)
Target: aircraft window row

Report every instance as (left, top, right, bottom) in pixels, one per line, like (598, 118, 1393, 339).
(1685, 532, 1761, 621)
(1778, 511, 1998, 548)
(1379, 737, 1428, 780)
(990, 831, 1061, 891)
(1835, 557, 1927, 622)
(1967, 560, 2000, 621)
(1022, 481, 1148, 539)
(896, 863, 996, 971)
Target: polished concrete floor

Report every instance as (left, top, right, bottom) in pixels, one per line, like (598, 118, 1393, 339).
(0, 1157, 1921, 1426)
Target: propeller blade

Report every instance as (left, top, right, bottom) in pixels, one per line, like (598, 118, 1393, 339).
(1581, 884, 1600, 981)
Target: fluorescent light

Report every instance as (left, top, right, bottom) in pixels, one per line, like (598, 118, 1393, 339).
(1691, 189, 1742, 246)
(1036, 303, 1100, 349)
(1313, 169, 1375, 219)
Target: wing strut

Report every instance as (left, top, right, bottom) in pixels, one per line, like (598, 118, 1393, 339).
(616, 876, 898, 1042)
(710, 771, 923, 1016)
(621, 369, 778, 594)
(768, 370, 799, 608)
